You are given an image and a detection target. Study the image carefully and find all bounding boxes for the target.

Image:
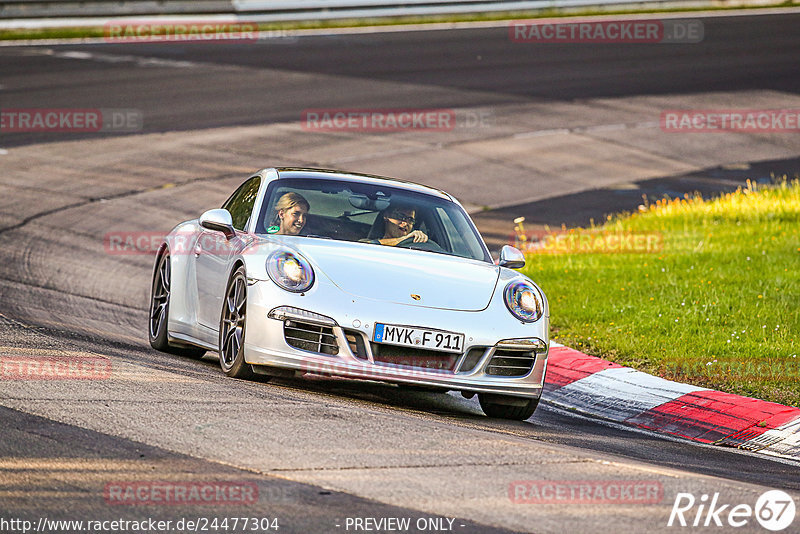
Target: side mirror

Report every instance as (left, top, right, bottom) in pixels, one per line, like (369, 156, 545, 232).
(498, 245, 525, 269)
(199, 209, 236, 239)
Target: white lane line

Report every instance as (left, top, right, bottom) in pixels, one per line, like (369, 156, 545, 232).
(56, 50, 93, 60)
(513, 121, 659, 139)
(513, 128, 571, 139)
(581, 123, 631, 132)
(331, 144, 428, 164)
(31, 48, 198, 68)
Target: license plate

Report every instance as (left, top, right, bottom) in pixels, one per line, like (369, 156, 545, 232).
(373, 323, 464, 354)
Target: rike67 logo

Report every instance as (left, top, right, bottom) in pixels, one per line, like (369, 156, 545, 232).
(668, 490, 796, 531)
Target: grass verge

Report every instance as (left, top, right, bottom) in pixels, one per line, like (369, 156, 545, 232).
(520, 179, 800, 406)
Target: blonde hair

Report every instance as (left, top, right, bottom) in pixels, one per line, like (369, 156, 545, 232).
(275, 192, 310, 213)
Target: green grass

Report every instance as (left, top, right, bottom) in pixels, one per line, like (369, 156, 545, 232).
(521, 179, 800, 406)
(1, 2, 795, 41)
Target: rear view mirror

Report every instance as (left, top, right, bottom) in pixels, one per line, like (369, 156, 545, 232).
(348, 193, 391, 212)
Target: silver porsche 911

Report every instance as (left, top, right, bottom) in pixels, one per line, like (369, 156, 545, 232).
(149, 167, 549, 420)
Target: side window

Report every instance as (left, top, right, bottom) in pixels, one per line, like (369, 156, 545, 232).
(222, 176, 261, 231)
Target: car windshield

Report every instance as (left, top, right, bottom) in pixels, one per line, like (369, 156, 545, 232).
(256, 177, 492, 263)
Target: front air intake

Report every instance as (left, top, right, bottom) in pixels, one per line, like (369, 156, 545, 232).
(284, 320, 338, 355)
(486, 349, 536, 377)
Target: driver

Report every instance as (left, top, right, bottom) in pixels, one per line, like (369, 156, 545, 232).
(376, 203, 428, 246)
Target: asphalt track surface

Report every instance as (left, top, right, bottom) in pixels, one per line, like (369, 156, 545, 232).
(2, 10, 800, 534)
(2, 12, 799, 147)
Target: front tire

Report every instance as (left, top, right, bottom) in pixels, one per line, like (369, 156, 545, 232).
(478, 393, 539, 421)
(219, 266, 254, 379)
(149, 250, 206, 359)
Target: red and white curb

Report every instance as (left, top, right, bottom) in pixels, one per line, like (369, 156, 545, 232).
(544, 343, 800, 461)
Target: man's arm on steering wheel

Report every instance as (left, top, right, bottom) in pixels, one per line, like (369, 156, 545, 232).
(379, 230, 428, 246)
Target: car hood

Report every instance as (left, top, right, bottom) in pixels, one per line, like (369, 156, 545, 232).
(294, 239, 499, 311)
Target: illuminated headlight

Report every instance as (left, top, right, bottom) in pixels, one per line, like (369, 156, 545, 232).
(266, 251, 314, 293)
(504, 280, 544, 323)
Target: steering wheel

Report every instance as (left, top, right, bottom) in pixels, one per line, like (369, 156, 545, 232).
(397, 236, 445, 252)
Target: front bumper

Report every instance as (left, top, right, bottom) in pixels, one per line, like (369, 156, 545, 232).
(244, 281, 549, 399)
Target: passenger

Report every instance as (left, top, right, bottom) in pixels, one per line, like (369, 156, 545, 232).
(269, 192, 309, 235)
(376, 203, 428, 246)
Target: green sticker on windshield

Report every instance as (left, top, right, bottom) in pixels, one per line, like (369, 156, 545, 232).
(266, 225, 280, 234)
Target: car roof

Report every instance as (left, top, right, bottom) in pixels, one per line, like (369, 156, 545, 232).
(270, 167, 454, 202)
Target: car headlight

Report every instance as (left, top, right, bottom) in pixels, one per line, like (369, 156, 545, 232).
(266, 250, 314, 293)
(504, 280, 544, 323)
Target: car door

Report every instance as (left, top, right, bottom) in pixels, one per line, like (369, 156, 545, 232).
(195, 175, 261, 330)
